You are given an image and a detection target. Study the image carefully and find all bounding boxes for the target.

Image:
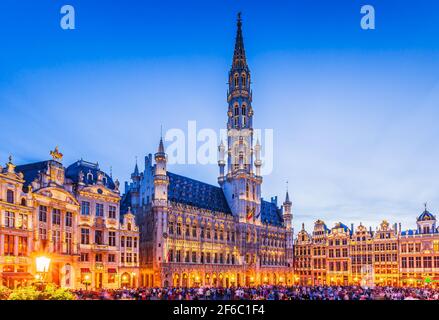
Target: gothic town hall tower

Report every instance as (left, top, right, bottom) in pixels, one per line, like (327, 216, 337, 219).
(123, 14, 294, 288)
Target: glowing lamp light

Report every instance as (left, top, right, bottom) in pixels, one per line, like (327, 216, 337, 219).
(35, 256, 51, 273)
(84, 274, 90, 281)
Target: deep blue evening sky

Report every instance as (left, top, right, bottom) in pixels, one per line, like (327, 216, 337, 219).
(1, 0, 439, 231)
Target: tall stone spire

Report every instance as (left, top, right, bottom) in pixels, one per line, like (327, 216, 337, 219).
(221, 13, 261, 224)
(232, 12, 247, 69)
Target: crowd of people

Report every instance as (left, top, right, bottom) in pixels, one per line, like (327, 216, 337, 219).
(72, 285, 439, 300)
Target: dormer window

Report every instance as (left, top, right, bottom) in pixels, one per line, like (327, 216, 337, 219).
(87, 172, 93, 182)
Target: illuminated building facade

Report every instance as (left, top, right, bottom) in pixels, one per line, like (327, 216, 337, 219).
(293, 224, 312, 285)
(295, 207, 439, 287)
(0, 151, 139, 289)
(399, 206, 439, 287)
(123, 15, 294, 288)
(0, 157, 34, 288)
(326, 223, 351, 285)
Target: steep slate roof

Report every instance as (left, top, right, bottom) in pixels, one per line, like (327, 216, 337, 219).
(167, 172, 231, 214)
(65, 160, 115, 190)
(261, 200, 283, 227)
(167, 172, 283, 227)
(16, 161, 52, 187)
(417, 209, 436, 222)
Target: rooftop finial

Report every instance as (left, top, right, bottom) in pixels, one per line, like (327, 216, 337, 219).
(50, 146, 63, 162)
(8, 154, 12, 164)
(424, 202, 428, 212)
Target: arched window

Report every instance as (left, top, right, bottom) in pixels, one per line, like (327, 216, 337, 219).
(6, 190, 14, 204)
(241, 104, 246, 115)
(234, 74, 239, 87)
(234, 117, 239, 127)
(234, 104, 239, 116)
(21, 198, 27, 206)
(242, 73, 247, 87)
(243, 116, 247, 127)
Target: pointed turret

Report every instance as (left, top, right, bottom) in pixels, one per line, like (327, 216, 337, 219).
(133, 161, 139, 176)
(153, 136, 169, 203)
(283, 182, 293, 230)
(285, 190, 291, 205)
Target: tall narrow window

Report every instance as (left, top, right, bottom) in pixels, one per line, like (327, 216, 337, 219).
(109, 206, 117, 219)
(109, 231, 116, 246)
(234, 74, 239, 87)
(81, 228, 90, 245)
(234, 105, 239, 116)
(96, 203, 104, 217)
(66, 232, 72, 254)
(52, 209, 61, 225)
(18, 236, 27, 256)
(4, 235, 14, 256)
(242, 74, 247, 87)
(39, 206, 47, 222)
(5, 211, 15, 228)
(65, 212, 73, 227)
(81, 201, 90, 215)
(6, 190, 14, 204)
(95, 230, 103, 245)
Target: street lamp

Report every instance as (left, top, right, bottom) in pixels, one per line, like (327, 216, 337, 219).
(35, 255, 51, 290)
(83, 274, 91, 291)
